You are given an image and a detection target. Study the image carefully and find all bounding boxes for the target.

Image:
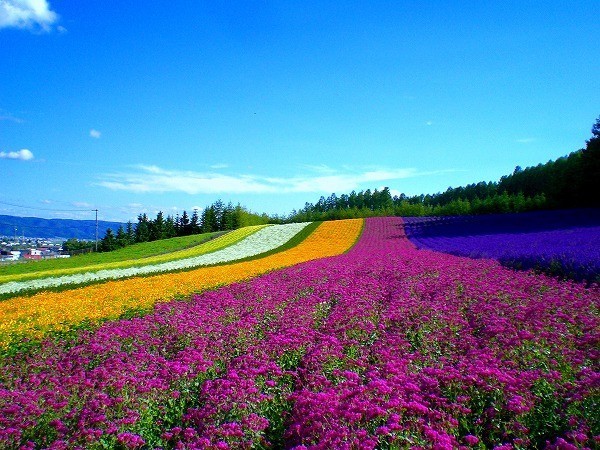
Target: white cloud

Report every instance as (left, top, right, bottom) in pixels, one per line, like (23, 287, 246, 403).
(90, 129, 101, 139)
(72, 201, 92, 208)
(425, 121, 433, 126)
(209, 163, 229, 169)
(384, 188, 403, 198)
(0, 148, 34, 160)
(0, 0, 59, 31)
(516, 137, 536, 143)
(96, 164, 444, 196)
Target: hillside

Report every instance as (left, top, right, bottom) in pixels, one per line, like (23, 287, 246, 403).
(0, 217, 597, 448)
(0, 214, 125, 240)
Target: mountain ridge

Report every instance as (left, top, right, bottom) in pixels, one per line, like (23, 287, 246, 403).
(0, 214, 126, 240)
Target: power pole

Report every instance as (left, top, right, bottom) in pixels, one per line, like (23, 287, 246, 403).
(93, 209, 99, 251)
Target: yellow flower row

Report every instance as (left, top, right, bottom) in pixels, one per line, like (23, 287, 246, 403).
(0, 225, 266, 284)
(0, 219, 363, 347)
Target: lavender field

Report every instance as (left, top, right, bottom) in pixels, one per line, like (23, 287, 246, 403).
(1, 217, 598, 449)
(404, 209, 600, 283)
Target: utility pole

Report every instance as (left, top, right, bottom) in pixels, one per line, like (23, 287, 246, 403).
(93, 209, 99, 251)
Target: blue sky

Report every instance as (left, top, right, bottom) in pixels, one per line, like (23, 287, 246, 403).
(1, 1, 598, 223)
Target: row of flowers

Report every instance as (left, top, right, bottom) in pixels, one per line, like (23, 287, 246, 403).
(0, 226, 267, 285)
(0, 217, 597, 448)
(403, 209, 600, 282)
(0, 223, 310, 296)
(0, 219, 364, 348)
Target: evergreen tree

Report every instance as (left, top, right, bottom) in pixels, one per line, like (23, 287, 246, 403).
(115, 225, 128, 248)
(201, 206, 218, 233)
(222, 202, 238, 230)
(190, 209, 201, 234)
(125, 221, 135, 245)
(164, 215, 177, 238)
(150, 211, 166, 241)
(100, 228, 117, 252)
(180, 210, 191, 236)
(135, 214, 150, 243)
(581, 115, 600, 206)
(212, 199, 225, 230)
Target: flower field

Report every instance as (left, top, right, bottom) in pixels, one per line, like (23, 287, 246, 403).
(0, 219, 362, 348)
(403, 209, 600, 282)
(0, 217, 598, 449)
(0, 226, 266, 285)
(0, 223, 309, 296)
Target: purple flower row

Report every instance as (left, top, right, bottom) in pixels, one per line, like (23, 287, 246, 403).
(403, 208, 600, 282)
(0, 217, 598, 449)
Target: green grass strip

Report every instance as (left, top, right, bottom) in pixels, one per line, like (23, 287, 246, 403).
(0, 223, 319, 302)
(0, 223, 323, 351)
(1, 233, 221, 278)
(0, 226, 266, 283)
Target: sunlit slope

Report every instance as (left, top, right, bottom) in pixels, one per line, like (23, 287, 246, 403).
(0, 223, 309, 296)
(0, 226, 266, 284)
(0, 219, 363, 347)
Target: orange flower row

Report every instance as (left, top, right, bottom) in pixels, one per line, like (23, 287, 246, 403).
(0, 219, 363, 347)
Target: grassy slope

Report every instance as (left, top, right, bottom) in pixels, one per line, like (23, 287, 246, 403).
(0, 227, 266, 283)
(0, 223, 317, 300)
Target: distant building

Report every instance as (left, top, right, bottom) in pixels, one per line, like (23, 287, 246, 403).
(23, 249, 43, 260)
(0, 250, 21, 261)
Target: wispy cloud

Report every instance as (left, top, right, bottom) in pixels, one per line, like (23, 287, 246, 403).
(96, 164, 448, 196)
(0, 113, 24, 124)
(90, 129, 101, 139)
(298, 163, 339, 175)
(516, 137, 536, 143)
(0, 149, 34, 161)
(0, 0, 59, 32)
(72, 201, 92, 208)
(209, 163, 229, 169)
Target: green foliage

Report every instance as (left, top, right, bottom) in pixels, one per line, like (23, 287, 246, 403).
(62, 237, 95, 253)
(100, 228, 118, 252)
(522, 378, 568, 448)
(93, 200, 271, 254)
(1, 233, 222, 278)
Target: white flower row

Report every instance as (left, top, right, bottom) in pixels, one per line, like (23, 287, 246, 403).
(0, 222, 311, 295)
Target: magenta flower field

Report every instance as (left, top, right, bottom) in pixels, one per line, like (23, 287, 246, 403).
(1, 218, 598, 449)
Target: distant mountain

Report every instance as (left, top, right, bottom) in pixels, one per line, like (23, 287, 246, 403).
(0, 215, 126, 240)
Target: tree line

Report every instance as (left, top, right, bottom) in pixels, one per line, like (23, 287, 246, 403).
(287, 116, 600, 222)
(64, 201, 270, 253)
(64, 116, 599, 252)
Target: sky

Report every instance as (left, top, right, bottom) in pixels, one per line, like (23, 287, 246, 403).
(1, 0, 599, 223)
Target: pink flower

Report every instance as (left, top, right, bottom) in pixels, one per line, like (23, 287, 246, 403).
(464, 435, 479, 446)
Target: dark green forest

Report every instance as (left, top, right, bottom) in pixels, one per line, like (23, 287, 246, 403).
(87, 116, 599, 252)
(287, 116, 600, 222)
(72, 201, 270, 253)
